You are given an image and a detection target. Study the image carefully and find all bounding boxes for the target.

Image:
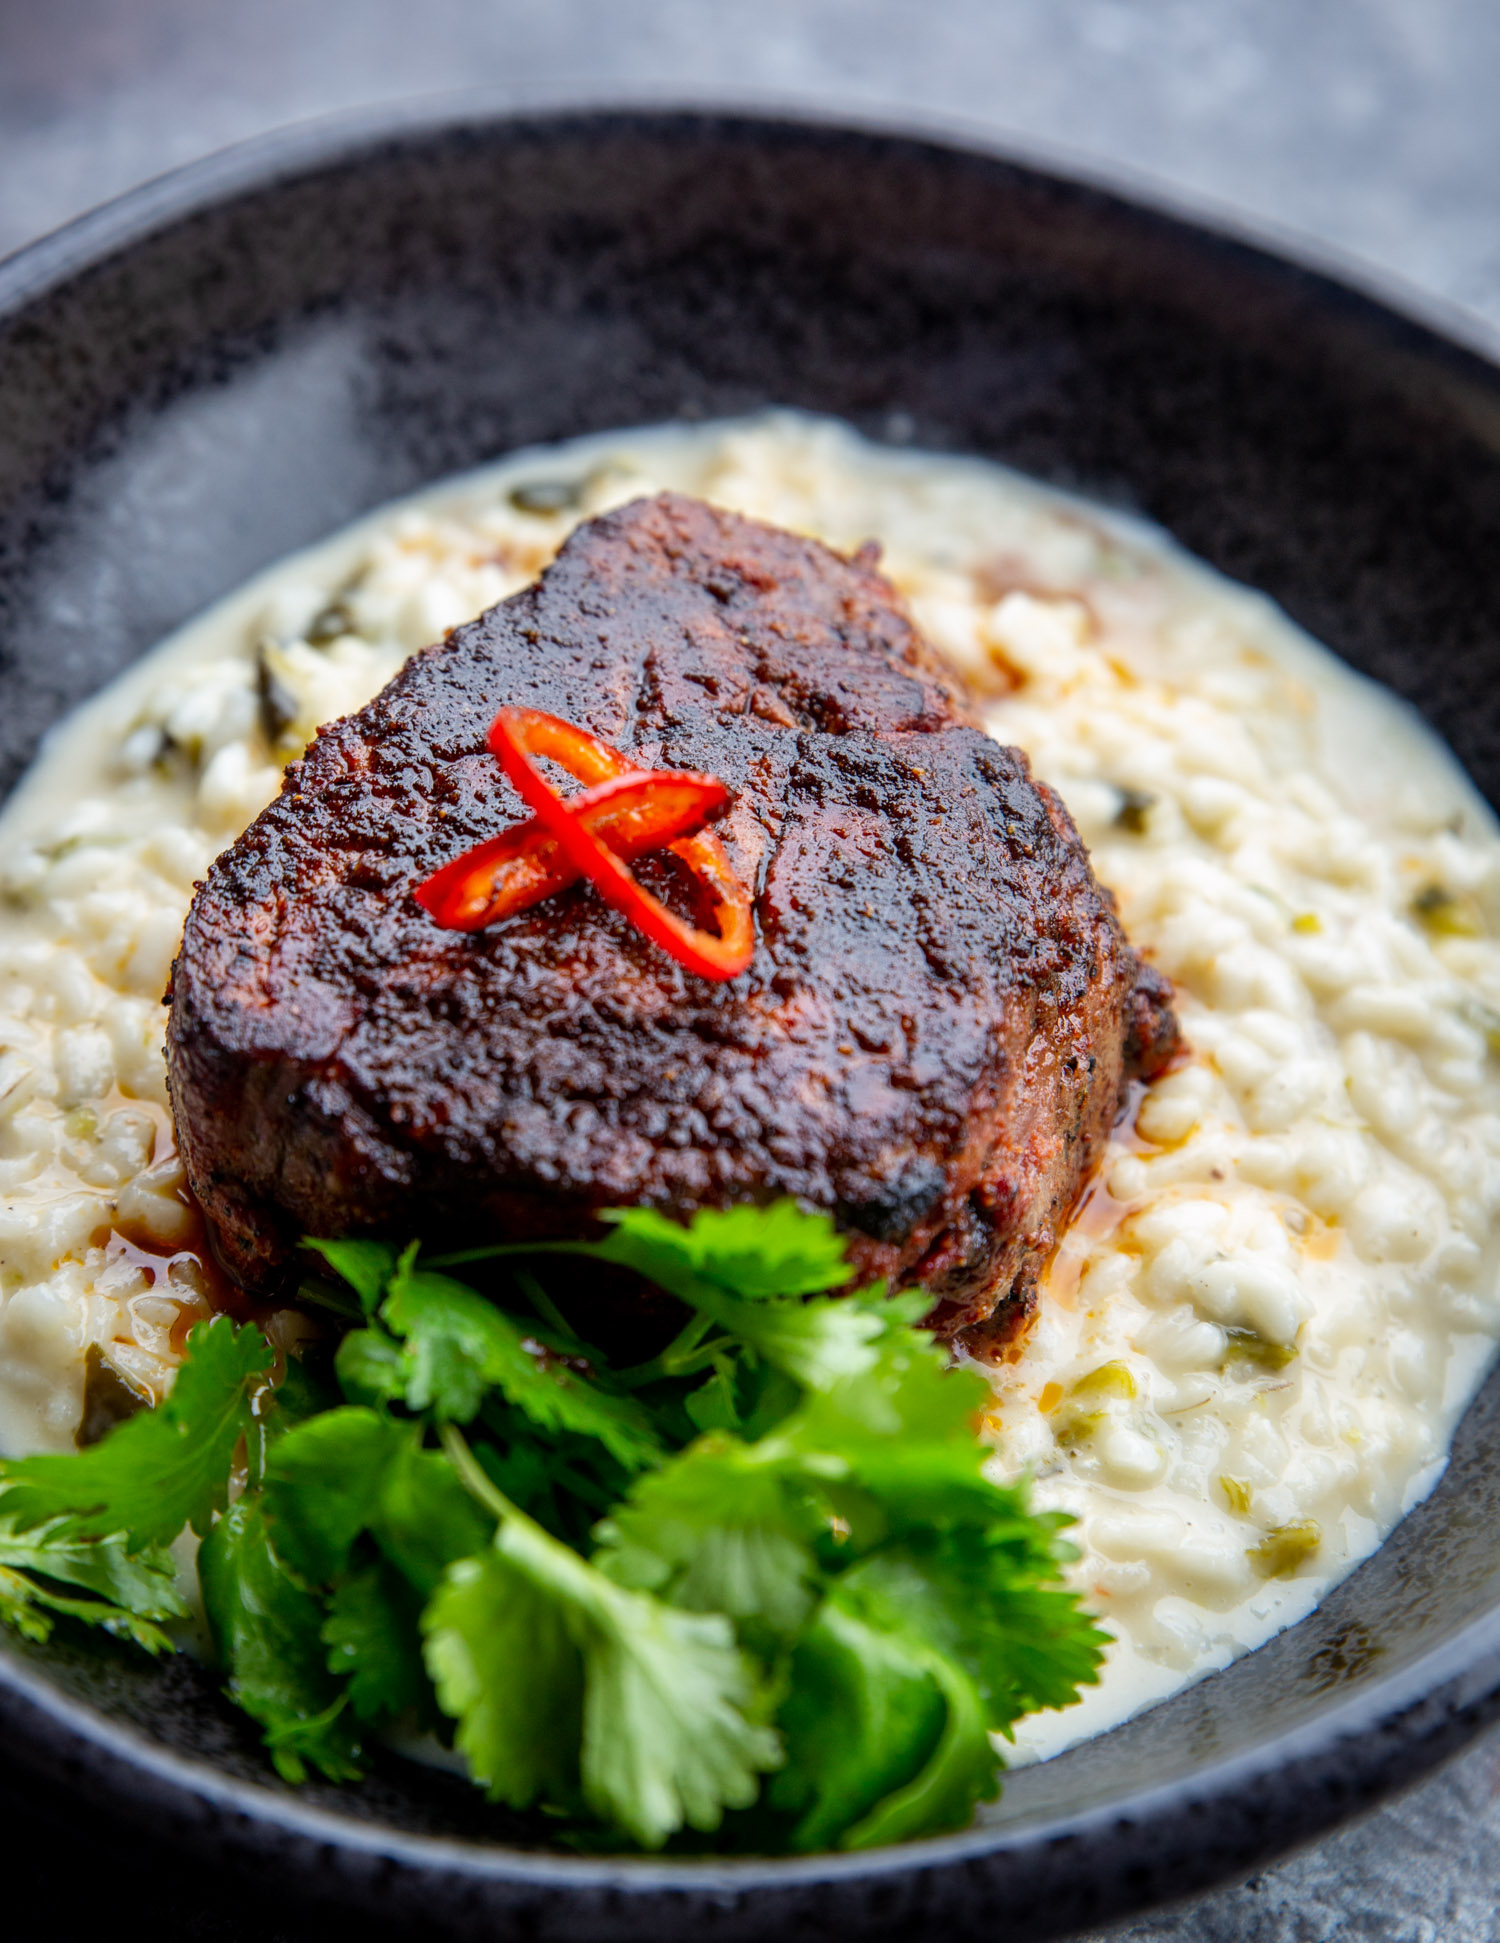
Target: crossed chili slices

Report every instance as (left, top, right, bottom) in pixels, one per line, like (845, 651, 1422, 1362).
(414, 707, 754, 981)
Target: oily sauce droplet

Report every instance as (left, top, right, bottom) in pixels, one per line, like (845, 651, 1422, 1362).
(1045, 1080, 1155, 1308)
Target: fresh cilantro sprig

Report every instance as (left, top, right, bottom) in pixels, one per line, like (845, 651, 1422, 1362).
(0, 1316, 271, 1546)
(0, 1316, 266, 1660)
(0, 1203, 1107, 1851)
(0, 1519, 185, 1654)
(426, 1424, 781, 1845)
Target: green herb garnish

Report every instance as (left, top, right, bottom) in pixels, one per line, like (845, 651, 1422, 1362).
(0, 1203, 1106, 1851)
(0, 1315, 271, 1545)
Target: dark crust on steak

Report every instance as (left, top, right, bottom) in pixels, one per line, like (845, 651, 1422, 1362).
(166, 493, 1179, 1352)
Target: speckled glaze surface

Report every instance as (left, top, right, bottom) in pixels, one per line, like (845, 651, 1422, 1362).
(3, 104, 1500, 1941)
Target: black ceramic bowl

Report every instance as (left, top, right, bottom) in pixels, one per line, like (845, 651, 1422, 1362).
(3, 101, 1500, 1943)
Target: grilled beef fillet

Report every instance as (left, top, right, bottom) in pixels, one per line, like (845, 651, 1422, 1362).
(166, 493, 1179, 1354)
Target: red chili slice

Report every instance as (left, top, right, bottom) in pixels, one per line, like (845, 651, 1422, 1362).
(415, 706, 757, 980)
(667, 830, 756, 978)
(486, 707, 755, 981)
(492, 708, 633, 788)
(413, 768, 730, 931)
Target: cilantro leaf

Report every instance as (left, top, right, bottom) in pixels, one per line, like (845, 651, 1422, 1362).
(0, 1318, 272, 1547)
(768, 1595, 949, 1850)
(770, 1587, 999, 1852)
(425, 1501, 780, 1846)
(323, 1560, 429, 1723)
(835, 1528, 1108, 1736)
(465, 1419, 616, 1551)
(684, 1356, 801, 1440)
(370, 1443, 493, 1597)
(262, 1408, 409, 1583)
(697, 1292, 889, 1393)
(603, 1296, 999, 1606)
(631, 1278, 891, 1397)
(770, 1302, 1008, 1533)
(682, 1358, 740, 1435)
(0, 1517, 187, 1615)
(0, 1519, 185, 1653)
(382, 1266, 493, 1422)
(835, 1632, 998, 1851)
(200, 1496, 362, 1784)
(0, 1566, 177, 1654)
(382, 1256, 662, 1470)
(262, 1409, 490, 1600)
(593, 1433, 820, 1639)
(596, 1201, 852, 1302)
(334, 1326, 407, 1408)
(424, 1548, 584, 1812)
(581, 1584, 777, 1848)
(259, 1415, 482, 1738)
(591, 1211, 918, 1395)
(302, 1238, 398, 1315)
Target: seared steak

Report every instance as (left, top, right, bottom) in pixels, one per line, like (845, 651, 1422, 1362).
(166, 494, 1178, 1352)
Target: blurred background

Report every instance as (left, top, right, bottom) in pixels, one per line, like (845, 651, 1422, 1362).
(2, 3, 1498, 1940)
(3, 0, 1500, 334)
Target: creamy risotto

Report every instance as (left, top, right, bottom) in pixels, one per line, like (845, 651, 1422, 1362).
(3, 412, 1499, 1759)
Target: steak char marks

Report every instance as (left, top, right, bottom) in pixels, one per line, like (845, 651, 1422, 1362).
(167, 494, 1179, 1354)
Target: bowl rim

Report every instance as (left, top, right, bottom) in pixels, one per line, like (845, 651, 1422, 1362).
(5, 1592, 1500, 1892)
(3, 89, 1500, 1916)
(5, 81, 1500, 367)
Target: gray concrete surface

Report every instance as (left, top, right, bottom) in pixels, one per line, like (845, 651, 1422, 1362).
(1, 3, 1498, 1937)
(4, 0, 1500, 333)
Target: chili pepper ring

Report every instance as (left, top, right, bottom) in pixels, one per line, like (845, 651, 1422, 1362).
(486, 708, 754, 981)
(414, 768, 729, 931)
(414, 706, 754, 980)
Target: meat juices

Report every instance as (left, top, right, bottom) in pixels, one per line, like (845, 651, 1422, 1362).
(165, 494, 1178, 1352)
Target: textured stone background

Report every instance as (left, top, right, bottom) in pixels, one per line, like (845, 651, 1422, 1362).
(1, 3, 1498, 1938)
